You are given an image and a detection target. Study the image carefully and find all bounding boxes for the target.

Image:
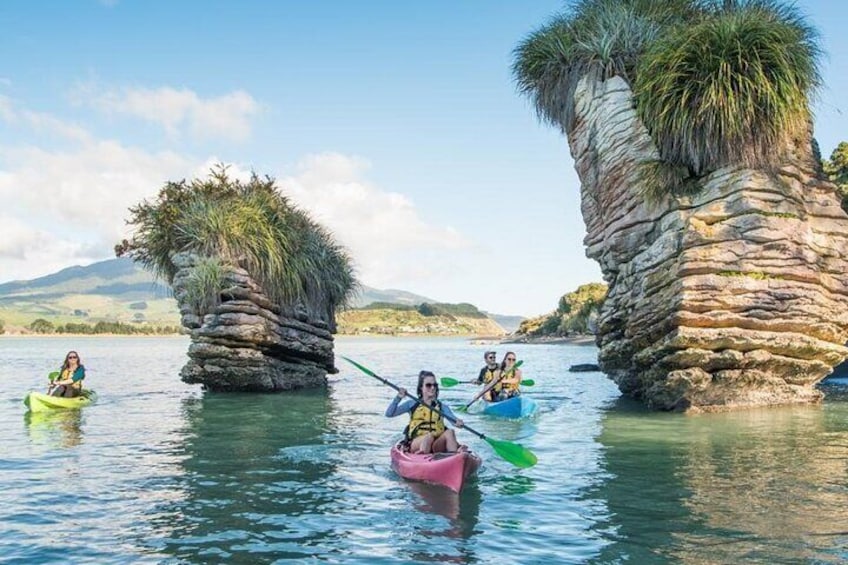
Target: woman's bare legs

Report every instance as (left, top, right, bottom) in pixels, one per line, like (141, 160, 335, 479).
(432, 429, 460, 452)
(410, 433, 435, 454)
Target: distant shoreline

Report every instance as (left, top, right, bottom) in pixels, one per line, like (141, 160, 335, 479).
(1, 331, 598, 346)
(500, 334, 597, 346)
(0, 332, 185, 338)
(474, 334, 597, 346)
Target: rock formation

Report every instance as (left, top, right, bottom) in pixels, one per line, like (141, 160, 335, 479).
(570, 76, 848, 411)
(172, 252, 335, 391)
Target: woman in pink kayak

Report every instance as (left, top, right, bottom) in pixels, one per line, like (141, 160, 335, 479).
(386, 370, 466, 454)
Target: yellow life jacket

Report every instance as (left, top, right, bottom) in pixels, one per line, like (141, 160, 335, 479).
(405, 401, 446, 439)
(493, 368, 520, 400)
(501, 372, 520, 393)
(61, 367, 84, 390)
(482, 368, 502, 401)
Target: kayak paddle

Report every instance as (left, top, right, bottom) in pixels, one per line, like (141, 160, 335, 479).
(440, 376, 535, 388)
(341, 356, 537, 469)
(457, 360, 524, 412)
(46, 371, 59, 394)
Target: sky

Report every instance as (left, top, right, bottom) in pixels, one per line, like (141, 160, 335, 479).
(1, 1, 847, 317)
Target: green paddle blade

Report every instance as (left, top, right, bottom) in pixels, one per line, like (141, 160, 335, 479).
(48, 371, 60, 382)
(440, 377, 461, 387)
(341, 356, 377, 378)
(520, 379, 535, 386)
(485, 436, 538, 468)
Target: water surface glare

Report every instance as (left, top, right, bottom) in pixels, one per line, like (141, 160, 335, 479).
(1, 336, 847, 563)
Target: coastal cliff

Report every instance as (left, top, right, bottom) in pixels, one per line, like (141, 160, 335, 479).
(571, 76, 848, 411)
(513, 1, 848, 411)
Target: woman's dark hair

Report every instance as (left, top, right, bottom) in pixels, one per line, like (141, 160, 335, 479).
(416, 370, 437, 397)
(500, 351, 516, 371)
(62, 351, 81, 371)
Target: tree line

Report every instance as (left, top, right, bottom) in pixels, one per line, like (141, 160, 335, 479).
(25, 319, 181, 335)
(356, 301, 487, 319)
(517, 283, 607, 338)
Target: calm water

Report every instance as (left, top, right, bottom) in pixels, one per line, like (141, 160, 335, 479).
(2, 336, 848, 564)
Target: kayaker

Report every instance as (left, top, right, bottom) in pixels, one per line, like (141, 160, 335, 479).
(386, 370, 467, 454)
(495, 352, 522, 401)
(474, 350, 501, 401)
(49, 350, 86, 397)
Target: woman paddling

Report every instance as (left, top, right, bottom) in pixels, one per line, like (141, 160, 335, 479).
(494, 352, 522, 401)
(49, 350, 86, 397)
(386, 370, 466, 454)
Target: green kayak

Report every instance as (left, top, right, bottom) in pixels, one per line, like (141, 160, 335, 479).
(24, 390, 97, 413)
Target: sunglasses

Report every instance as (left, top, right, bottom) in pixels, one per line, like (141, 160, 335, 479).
(423, 382, 438, 389)
(486, 355, 496, 360)
(506, 357, 516, 361)
(68, 355, 78, 359)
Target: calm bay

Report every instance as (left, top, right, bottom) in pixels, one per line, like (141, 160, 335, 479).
(1, 336, 847, 563)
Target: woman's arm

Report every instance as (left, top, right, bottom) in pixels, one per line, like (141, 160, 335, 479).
(385, 398, 416, 417)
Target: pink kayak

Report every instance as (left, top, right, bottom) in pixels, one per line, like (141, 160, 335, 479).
(390, 442, 482, 493)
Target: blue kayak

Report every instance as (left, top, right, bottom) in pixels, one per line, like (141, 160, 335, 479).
(480, 396, 538, 418)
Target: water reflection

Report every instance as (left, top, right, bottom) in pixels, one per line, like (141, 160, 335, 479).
(591, 399, 848, 563)
(149, 390, 343, 562)
(497, 474, 536, 496)
(24, 410, 84, 448)
(408, 480, 481, 563)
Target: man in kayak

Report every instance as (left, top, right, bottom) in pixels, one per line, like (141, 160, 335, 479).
(386, 370, 466, 454)
(474, 350, 501, 401)
(49, 350, 86, 397)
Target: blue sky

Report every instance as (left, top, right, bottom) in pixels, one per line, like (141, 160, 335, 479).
(1, 1, 846, 317)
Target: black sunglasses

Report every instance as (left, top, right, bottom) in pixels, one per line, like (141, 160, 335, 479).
(423, 382, 438, 388)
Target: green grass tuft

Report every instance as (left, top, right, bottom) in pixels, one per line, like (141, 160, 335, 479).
(513, 0, 822, 191)
(116, 165, 358, 324)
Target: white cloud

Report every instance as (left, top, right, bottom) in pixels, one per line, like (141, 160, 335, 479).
(0, 95, 15, 122)
(0, 90, 474, 301)
(279, 152, 469, 288)
(20, 110, 92, 143)
(0, 140, 194, 280)
(0, 95, 91, 142)
(0, 216, 100, 281)
(91, 86, 260, 141)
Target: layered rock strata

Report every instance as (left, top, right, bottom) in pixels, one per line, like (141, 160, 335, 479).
(172, 252, 335, 391)
(570, 75, 848, 411)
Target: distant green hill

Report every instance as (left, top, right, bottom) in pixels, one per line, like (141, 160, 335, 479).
(349, 287, 434, 309)
(0, 258, 520, 335)
(0, 258, 171, 299)
(0, 258, 178, 331)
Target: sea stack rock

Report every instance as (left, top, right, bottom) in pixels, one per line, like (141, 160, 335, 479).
(571, 76, 848, 411)
(171, 252, 335, 391)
